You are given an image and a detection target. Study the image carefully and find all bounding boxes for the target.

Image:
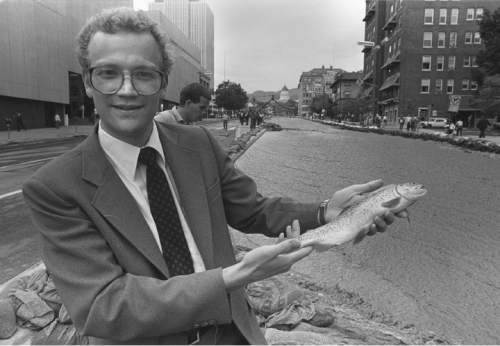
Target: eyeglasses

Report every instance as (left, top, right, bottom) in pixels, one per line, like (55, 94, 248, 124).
(89, 66, 166, 96)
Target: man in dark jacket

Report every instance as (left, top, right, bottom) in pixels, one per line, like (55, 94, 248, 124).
(476, 115, 491, 138)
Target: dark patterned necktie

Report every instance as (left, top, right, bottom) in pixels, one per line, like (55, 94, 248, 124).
(138, 147, 194, 276)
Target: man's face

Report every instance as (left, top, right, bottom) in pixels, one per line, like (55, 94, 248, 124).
(83, 31, 165, 146)
(184, 96, 209, 122)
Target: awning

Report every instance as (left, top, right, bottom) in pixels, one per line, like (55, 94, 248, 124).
(361, 86, 374, 98)
(381, 52, 400, 69)
(379, 72, 400, 91)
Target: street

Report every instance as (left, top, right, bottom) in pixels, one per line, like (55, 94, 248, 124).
(1, 117, 499, 343)
(235, 117, 500, 344)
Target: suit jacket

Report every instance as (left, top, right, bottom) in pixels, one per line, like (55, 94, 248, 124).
(23, 122, 320, 344)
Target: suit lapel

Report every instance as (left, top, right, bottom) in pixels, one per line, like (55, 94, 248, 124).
(82, 129, 170, 278)
(158, 125, 215, 269)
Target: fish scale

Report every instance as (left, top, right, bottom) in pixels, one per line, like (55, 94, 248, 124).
(299, 183, 427, 251)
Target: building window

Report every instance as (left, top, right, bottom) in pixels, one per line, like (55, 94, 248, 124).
(465, 32, 473, 44)
(424, 8, 434, 24)
(470, 81, 478, 90)
(435, 79, 443, 93)
(439, 9, 447, 24)
(462, 79, 470, 90)
(463, 56, 471, 67)
(476, 8, 484, 19)
(422, 55, 432, 70)
(448, 56, 456, 70)
(421, 79, 431, 93)
(438, 32, 446, 47)
(474, 32, 481, 44)
(447, 79, 454, 94)
(449, 32, 457, 47)
(423, 32, 433, 48)
(472, 55, 478, 67)
(466, 8, 475, 20)
(451, 8, 459, 24)
(437, 56, 445, 71)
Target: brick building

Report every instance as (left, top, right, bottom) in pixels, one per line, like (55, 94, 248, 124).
(361, 0, 498, 124)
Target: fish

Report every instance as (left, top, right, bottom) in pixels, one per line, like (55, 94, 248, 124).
(298, 182, 427, 251)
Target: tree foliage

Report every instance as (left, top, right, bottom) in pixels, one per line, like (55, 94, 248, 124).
(214, 81, 248, 110)
(476, 8, 500, 76)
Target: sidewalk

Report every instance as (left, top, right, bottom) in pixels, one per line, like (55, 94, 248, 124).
(381, 124, 500, 145)
(0, 125, 94, 146)
(0, 119, 247, 146)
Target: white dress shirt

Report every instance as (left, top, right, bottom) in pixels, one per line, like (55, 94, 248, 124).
(154, 107, 185, 124)
(98, 122, 206, 273)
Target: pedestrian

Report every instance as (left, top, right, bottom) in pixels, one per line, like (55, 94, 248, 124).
(15, 112, 27, 131)
(382, 114, 388, 128)
(406, 115, 412, 132)
(455, 119, 463, 136)
(398, 117, 405, 130)
(410, 116, 417, 132)
(248, 106, 258, 130)
(155, 83, 210, 125)
(22, 8, 402, 345)
(476, 115, 491, 138)
(238, 111, 244, 125)
(467, 114, 473, 128)
(54, 113, 61, 129)
(448, 122, 456, 135)
(222, 112, 229, 130)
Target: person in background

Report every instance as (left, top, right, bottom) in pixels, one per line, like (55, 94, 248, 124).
(455, 119, 463, 136)
(54, 113, 61, 129)
(15, 112, 27, 131)
(23, 8, 403, 345)
(476, 115, 491, 138)
(398, 116, 405, 130)
(222, 112, 229, 130)
(155, 83, 210, 125)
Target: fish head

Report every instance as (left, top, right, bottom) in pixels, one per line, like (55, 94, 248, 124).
(395, 182, 427, 202)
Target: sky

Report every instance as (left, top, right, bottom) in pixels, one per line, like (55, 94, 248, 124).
(134, 0, 366, 93)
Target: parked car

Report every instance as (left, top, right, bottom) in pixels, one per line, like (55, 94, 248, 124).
(420, 117, 449, 128)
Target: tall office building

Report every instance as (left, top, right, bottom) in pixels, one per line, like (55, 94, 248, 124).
(150, 0, 214, 89)
(189, 0, 214, 89)
(149, 0, 190, 37)
(362, 0, 497, 124)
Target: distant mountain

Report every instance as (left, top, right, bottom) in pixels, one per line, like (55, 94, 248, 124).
(248, 88, 300, 102)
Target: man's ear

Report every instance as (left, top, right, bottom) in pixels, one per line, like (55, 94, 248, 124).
(83, 72, 94, 99)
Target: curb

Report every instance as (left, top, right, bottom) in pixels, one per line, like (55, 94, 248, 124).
(311, 119, 500, 154)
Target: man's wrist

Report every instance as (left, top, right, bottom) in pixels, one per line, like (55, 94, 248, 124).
(317, 199, 329, 225)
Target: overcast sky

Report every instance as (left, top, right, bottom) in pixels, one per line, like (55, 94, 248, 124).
(134, 0, 366, 93)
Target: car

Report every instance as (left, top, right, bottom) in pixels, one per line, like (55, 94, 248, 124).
(420, 117, 449, 128)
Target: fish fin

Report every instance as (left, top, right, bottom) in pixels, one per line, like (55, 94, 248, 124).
(381, 197, 401, 209)
(352, 231, 366, 245)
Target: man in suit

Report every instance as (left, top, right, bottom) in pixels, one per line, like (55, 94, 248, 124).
(155, 83, 210, 125)
(23, 8, 401, 344)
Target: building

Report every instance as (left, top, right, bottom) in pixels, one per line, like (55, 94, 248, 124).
(330, 72, 363, 114)
(361, 0, 497, 124)
(278, 85, 290, 102)
(298, 66, 343, 116)
(150, 0, 214, 90)
(149, 0, 189, 37)
(189, 0, 214, 89)
(0, 0, 206, 130)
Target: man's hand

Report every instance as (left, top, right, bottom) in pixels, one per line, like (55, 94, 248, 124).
(277, 219, 301, 242)
(324, 179, 408, 240)
(223, 239, 312, 291)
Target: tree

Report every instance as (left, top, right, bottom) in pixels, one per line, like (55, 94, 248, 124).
(214, 81, 248, 111)
(474, 7, 500, 121)
(476, 8, 500, 76)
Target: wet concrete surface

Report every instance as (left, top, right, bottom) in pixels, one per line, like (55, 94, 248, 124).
(235, 117, 500, 344)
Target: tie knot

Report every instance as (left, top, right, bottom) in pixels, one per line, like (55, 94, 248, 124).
(138, 147, 157, 166)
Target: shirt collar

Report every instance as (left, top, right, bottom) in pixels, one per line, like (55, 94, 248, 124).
(171, 107, 185, 124)
(98, 121, 165, 181)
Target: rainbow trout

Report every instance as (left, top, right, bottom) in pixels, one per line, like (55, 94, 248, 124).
(299, 182, 427, 251)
